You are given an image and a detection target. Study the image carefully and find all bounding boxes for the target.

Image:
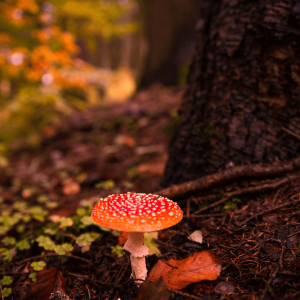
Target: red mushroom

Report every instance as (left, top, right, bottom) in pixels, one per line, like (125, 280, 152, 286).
(91, 192, 183, 284)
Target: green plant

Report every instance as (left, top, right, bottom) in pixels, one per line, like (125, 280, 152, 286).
(222, 198, 241, 212)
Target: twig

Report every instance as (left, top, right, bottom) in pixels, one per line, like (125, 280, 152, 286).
(15, 253, 91, 265)
(156, 156, 300, 199)
(167, 287, 204, 300)
(239, 199, 300, 226)
(260, 265, 279, 300)
(282, 127, 300, 141)
(193, 197, 229, 215)
(279, 245, 285, 270)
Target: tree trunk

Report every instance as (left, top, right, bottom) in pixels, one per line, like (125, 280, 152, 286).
(162, 0, 300, 188)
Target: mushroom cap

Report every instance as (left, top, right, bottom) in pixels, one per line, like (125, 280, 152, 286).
(91, 192, 183, 232)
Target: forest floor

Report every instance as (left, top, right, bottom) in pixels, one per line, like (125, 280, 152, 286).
(0, 85, 300, 300)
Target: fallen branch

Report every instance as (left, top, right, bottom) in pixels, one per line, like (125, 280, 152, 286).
(157, 156, 300, 199)
(15, 253, 91, 265)
(191, 173, 300, 215)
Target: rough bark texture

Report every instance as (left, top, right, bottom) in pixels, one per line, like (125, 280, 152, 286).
(162, 0, 300, 188)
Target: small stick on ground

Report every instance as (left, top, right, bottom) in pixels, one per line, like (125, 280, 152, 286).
(167, 287, 205, 300)
(15, 253, 91, 265)
(157, 156, 300, 199)
(260, 265, 279, 300)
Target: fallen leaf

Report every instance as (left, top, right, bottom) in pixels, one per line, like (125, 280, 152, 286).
(114, 135, 135, 147)
(23, 267, 66, 300)
(148, 251, 222, 290)
(262, 214, 280, 223)
(118, 231, 129, 246)
(136, 277, 169, 300)
(144, 232, 161, 256)
(188, 230, 203, 244)
(62, 178, 80, 195)
(214, 281, 235, 294)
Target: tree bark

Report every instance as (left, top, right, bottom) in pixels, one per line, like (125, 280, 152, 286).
(162, 0, 300, 188)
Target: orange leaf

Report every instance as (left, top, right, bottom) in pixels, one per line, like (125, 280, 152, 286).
(147, 251, 222, 290)
(118, 231, 129, 246)
(62, 178, 80, 195)
(23, 267, 66, 300)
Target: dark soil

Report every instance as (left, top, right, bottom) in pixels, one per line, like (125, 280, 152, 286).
(0, 85, 300, 300)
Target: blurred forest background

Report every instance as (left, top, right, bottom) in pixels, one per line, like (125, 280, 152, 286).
(0, 0, 201, 162)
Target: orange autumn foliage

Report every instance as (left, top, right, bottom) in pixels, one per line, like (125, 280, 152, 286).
(147, 251, 222, 290)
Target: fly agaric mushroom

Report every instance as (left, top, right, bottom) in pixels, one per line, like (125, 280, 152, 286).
(91, 192, 183, 284)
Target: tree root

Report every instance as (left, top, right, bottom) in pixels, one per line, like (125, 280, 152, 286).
(157, 156, 300, 200)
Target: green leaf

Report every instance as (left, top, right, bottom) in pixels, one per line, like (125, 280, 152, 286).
(80, 216, 97, 227)
(76, 208, 86, 216)
(144, 232, 161, 256)
(59, 217, 73, 228)
(46, 201, 58, 208)
(44, 228, 58, 235)
(29, 272, 37, 282)
(14, 201, 27, 211)
(2, 287, 12, 297)
(76, 233, 100, 247)
(37, 194, 48, 204)
(1, 276, 12, 285)
(111, 245, 124, 258)
(27, 206, 48, 221)
(31, 261, 46, 271)
(2, 215, 20, 227)
(1, 237, 16, 246)
(36, 235, 55, 251)
(95, 180, 115, 189)
(0, 248, 15, 262)
(54, 243, 73, 255)
(0, 225, 10, 235)
(16, 240, 31, 251)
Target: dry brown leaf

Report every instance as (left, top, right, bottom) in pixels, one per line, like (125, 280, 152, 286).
(136, 277, 169, 300)
(23, 267, 66, 300)
(114, 135, 135, 148)
(262, 213, 280, 223)
(148, 251, 222, 290)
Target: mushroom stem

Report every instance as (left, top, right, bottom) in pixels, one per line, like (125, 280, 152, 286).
(124, 232, 149, 283)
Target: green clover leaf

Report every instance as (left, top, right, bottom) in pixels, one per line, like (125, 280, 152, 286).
(31, 261, 46, 271)
(76, 208, 86, 216)
(36, 235, 55, 251)
(44, 228, 57, 235)
(54, 243, 73, 255)
(1, 237, 16, 246)
(111, 245, 124, 258)
(76, 233, 100, 247)
(59, 217, 73, 228)
(16, 240, 31, 251)
(29, 272, 37, 282)
(80, 216, 96, 226)
(2, 287, 12, 297)
(1, 276, 12, 285)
